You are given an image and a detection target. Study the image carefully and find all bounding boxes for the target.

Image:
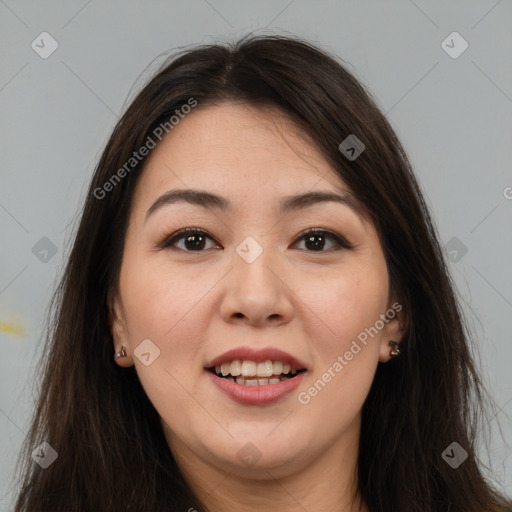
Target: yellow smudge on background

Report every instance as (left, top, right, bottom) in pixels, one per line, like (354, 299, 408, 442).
(0, 314, 27, 337)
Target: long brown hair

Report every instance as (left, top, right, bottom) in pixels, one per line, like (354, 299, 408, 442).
(13, 34, 512, 511)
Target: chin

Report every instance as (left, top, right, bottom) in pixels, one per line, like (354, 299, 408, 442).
(204, 433, 307, 476)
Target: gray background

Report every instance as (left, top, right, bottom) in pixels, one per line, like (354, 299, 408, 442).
(1, 0, 511, 508)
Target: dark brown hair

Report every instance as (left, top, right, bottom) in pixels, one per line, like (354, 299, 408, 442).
(13, 34, 511, 511)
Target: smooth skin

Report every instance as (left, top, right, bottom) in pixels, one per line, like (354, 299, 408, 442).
(110, 102, 405, 512)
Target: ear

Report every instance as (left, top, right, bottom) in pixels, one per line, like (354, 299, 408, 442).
(378, 299, 407, 363)
(108, 288, 134, 368)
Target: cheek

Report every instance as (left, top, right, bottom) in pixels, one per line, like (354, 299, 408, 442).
(120, 254, 204, 339)
(117, 264, 215, 402)
(118, 260, 209, 417)
(303, 266, 388, 351)
(296, 265, 388, 415)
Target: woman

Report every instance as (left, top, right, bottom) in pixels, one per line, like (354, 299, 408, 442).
(13, 34, 512, 511)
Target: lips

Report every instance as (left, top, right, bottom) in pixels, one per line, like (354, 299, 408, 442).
(206, 367, 306, 405)
(204, 346, 308, 405)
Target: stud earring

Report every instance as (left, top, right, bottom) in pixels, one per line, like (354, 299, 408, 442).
(114, 346, 127, 361)
(389, 340, 400, 357)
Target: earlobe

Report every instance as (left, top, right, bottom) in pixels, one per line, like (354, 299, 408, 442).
(379, 338, 404, 363)
(107, 291, 134, 368)
(114, 345, 133, 368)
(378, 300, 407, 363)
(388, 340, 401, 357)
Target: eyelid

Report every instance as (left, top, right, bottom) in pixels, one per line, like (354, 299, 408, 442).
(157, 227, 352, 251)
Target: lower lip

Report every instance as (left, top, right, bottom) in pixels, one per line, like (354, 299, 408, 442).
(206, 370, 306, 405)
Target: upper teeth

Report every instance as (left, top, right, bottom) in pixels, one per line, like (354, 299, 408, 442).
(215, 360, 298, 378)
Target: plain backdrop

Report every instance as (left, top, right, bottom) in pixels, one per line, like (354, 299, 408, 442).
(1, 0, 511, 508)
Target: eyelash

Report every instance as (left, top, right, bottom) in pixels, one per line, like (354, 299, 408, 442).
(157, 227, 353, 253)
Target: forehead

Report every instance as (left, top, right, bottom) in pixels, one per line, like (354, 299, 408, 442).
(133, 102, 359, 217)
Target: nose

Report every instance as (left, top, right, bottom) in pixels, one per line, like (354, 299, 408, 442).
(219, 241, 294, 327)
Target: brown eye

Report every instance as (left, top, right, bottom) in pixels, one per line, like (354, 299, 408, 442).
(293, 229, 352, 252)
(158, 228, 219, 252)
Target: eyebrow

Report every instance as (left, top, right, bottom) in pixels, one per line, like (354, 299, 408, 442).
(145, 188, 367, 222)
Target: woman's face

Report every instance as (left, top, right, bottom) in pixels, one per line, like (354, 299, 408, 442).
(110, 102, 404, 479)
